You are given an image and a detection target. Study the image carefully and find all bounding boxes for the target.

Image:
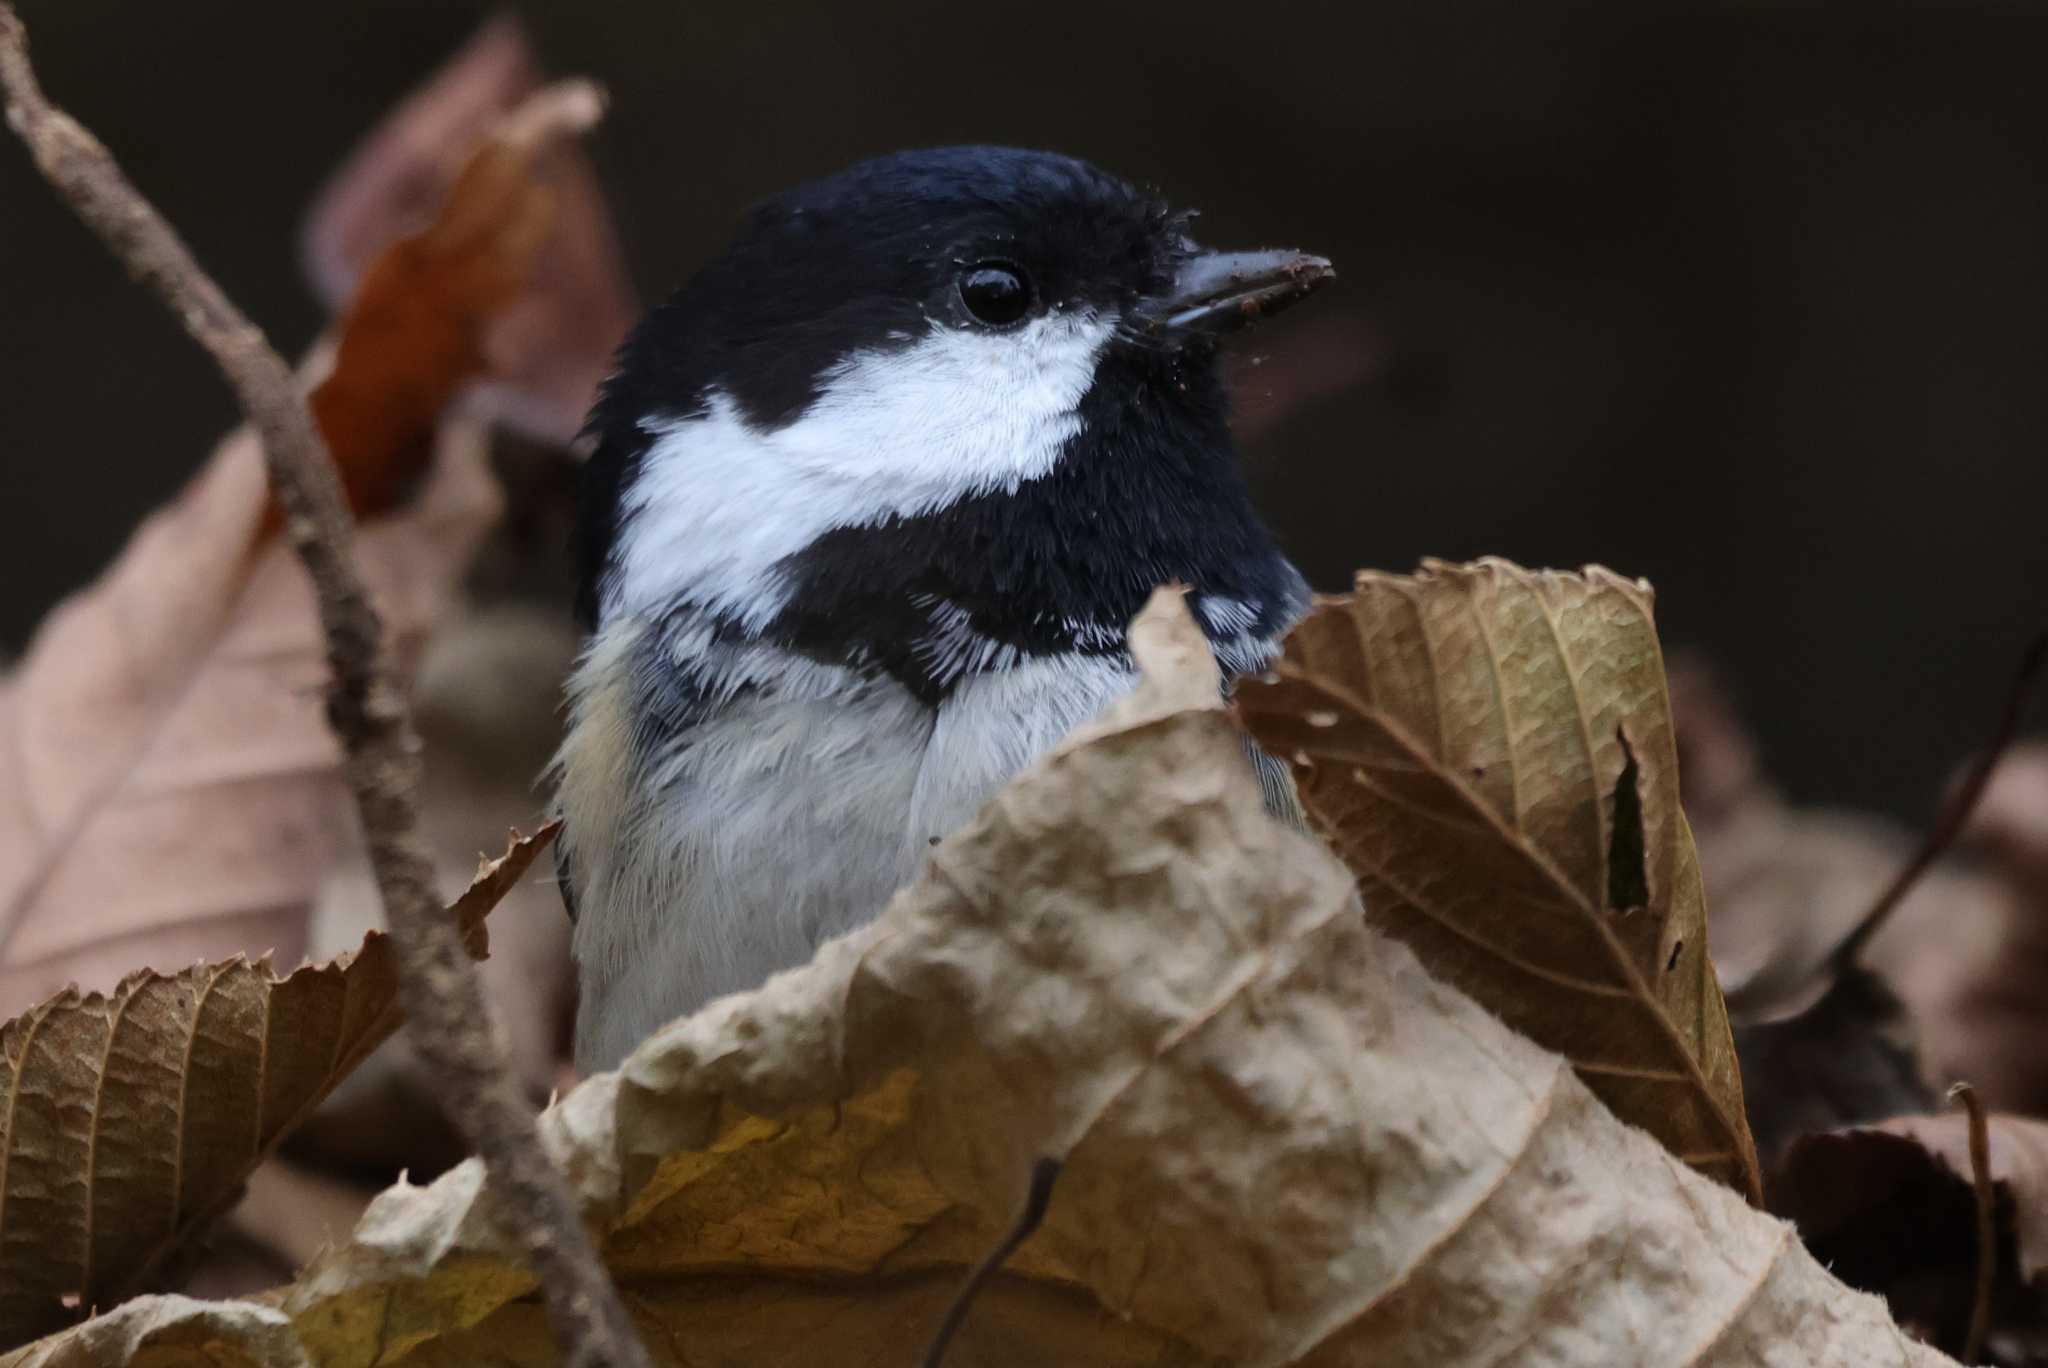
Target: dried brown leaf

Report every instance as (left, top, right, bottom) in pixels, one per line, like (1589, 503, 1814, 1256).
(0, 825, 554, 1351)
(1671, 664, 2048, 1136)
(302, 16, 635, 449)
(1942, 745, 2048, 1113)
(12, 592, 1950, 1367)
(0, 419, 500, 1023)
(308, 80, 604, 519)
(1862, 1113, 2048, 1288)
(1235, 558, 1762, 1200)
(1772, 1112, 2048, 1357)
(1733, 966, 1934, 1170)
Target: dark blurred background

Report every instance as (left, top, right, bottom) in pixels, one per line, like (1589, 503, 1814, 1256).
(3, 0, 2043, 820)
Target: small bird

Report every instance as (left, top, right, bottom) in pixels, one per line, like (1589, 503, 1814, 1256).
(556, 146, 1330, 1071)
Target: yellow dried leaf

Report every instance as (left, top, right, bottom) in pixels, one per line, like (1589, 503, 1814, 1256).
(0, 825, 555, 1351)
(1235, 559, 1762, 1201)
(15, 592, 1946, 1367)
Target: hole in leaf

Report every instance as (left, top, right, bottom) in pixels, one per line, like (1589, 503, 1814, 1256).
(1607, 726, 1650, 910)
(1666, 939, 1684, 973)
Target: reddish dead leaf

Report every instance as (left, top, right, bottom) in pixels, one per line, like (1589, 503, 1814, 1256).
(303, 16, 636, 450)
(308, 78, 606, 519)
(1, 31, 614, 1197)
(302, 16, 538, 299)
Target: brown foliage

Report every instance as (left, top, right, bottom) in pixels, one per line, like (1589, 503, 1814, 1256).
(0, 827, 554, 1351)
(1236, 559, 1761, 1201)
(308, 81, 603, 518)
(1774, 1112, 2048, 1360)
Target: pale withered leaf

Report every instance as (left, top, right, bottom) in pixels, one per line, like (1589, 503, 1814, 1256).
(0, 1296, 304, 1368)
(0, 421, 498, 1026)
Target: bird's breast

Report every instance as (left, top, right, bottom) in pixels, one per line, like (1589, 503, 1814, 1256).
(555, 616, 1137, 1070)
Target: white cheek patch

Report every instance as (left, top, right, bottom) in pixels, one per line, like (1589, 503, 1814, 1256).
(611, 311, 1116, 628)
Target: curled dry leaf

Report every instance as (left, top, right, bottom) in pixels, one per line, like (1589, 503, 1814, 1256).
(309, 76, 606, 518)
(1235, 558, 1762, 1201)
(7, 592, 1949, 1367)
(1772, 1112, 2048, 1359)
(0, 825, 555, 1352)
(302, 15, 636, 449)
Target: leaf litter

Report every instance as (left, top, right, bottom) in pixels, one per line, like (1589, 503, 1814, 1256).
(5, 589, 1953, 1367)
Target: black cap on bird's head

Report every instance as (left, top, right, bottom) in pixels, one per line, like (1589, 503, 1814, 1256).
(579, 146, 1330, 694)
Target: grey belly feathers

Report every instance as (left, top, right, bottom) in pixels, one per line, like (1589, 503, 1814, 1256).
(556, 614, 1171, 1072)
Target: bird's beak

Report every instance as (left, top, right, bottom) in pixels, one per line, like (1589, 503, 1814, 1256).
(1147, 248, 1335, 337)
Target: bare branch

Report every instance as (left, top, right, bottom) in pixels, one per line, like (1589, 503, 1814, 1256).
(1947, 1081, 1996, 1365)
(922, 1157, 1064, 1368)
(1830, 630, 2046, 974)
(0, 10, 650, 1367)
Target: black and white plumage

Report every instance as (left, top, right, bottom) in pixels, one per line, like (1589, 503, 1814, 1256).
(556, 146, 1330, 1071)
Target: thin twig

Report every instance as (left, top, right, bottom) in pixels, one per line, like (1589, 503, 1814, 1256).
(1830, 632, 2048, 973)
(1947, 1081, 1996, 1365)
(922, 1157, 1064, 1368)
(0, 12, 650, 1367)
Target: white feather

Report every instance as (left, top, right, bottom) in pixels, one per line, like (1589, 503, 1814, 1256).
(610, 312, 1115, 629)
(907, 653, 1138, 842)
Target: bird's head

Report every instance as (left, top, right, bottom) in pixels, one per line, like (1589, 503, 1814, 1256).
(579, 146, 1329, 687)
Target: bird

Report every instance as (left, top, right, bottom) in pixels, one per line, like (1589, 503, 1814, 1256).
(554, 145, 1331, 1072)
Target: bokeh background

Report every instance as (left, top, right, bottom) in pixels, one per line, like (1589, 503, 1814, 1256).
(4, 0, 2044, 820)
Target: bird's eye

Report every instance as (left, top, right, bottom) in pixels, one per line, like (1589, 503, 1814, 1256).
(958, 262, 1032, 327)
